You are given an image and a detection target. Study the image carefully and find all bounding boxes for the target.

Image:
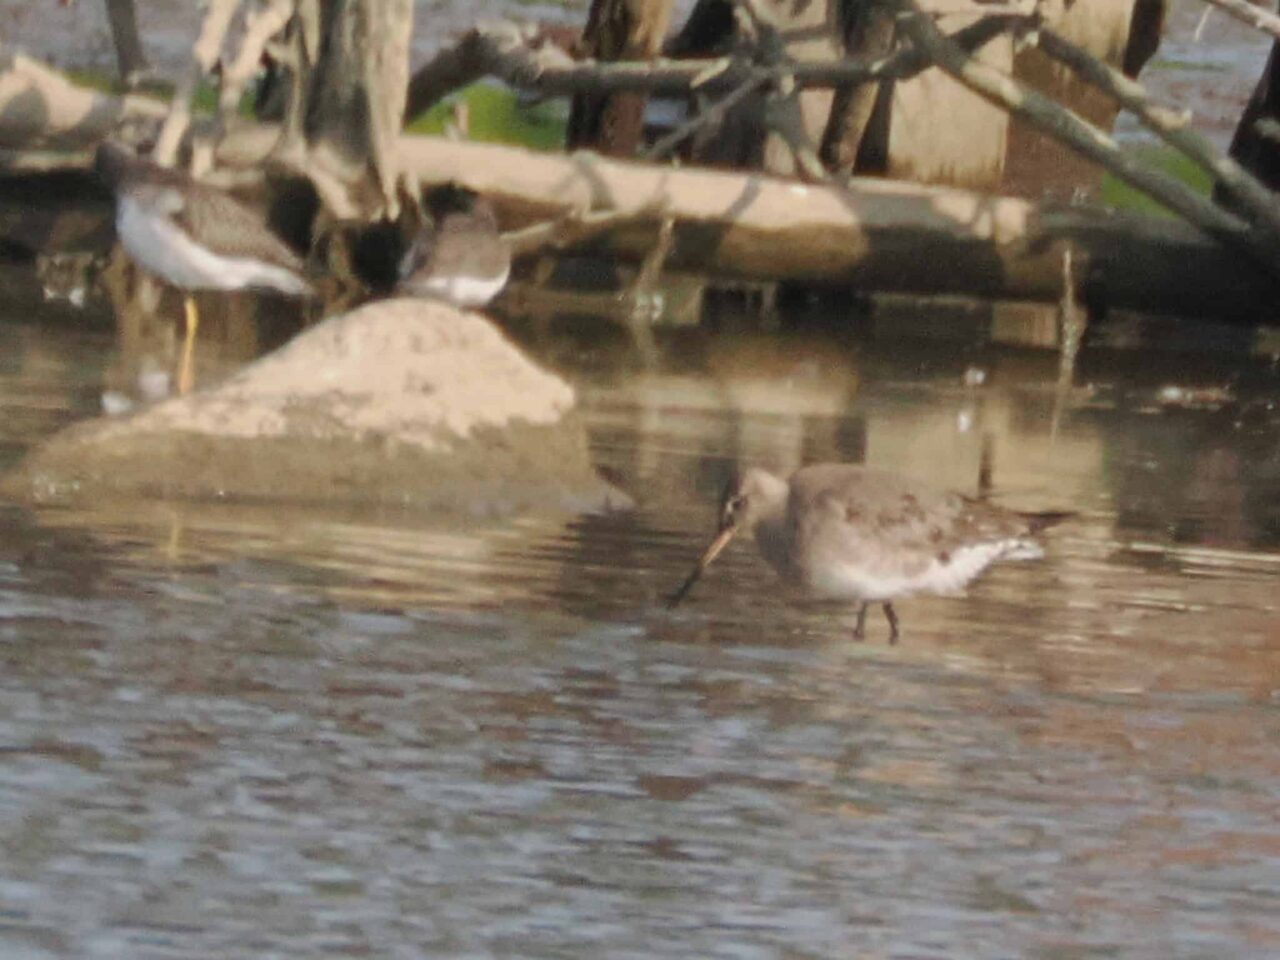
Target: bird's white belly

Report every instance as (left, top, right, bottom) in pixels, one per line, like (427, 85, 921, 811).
(117, 196, 307, 295)
(803, 539, 1037, 602)
(406, 264, 510, 307)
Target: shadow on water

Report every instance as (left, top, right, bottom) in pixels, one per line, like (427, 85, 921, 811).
(1, 297, 1279, 958)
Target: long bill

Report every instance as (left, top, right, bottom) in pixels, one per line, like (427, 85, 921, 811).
(665, 523, 738, 609)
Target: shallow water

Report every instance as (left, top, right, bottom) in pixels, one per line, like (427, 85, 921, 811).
(1, 313, 1279, 959)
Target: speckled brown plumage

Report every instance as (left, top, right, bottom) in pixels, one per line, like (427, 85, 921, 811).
(669, 462, 1070, 642)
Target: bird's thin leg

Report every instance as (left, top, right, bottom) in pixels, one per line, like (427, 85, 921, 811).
(853, 602, 869, 640)
(882, 603, 900, 644)
(177, 295, 199, 395)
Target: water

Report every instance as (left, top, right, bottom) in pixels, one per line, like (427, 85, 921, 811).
(1, 313, 1279, 959)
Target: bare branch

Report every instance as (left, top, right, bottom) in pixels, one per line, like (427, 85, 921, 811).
(154, 0, 242, 164)
(1032, 25, 1280, 248)
(502, 200, 667, 257)
(403, 14, 1023, 122)
(893, 1, 1280, 278)
(641, 75, 767, 160)
(217, 0, 294, 130)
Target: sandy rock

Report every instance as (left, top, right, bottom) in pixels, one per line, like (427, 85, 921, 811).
(6, 298, 626, 516)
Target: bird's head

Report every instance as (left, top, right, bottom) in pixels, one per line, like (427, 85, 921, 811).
(667, 466, 787, 608)
(717, 467, 788, 535)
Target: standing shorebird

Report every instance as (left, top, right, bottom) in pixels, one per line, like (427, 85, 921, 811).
(668, 464, 1070, 642)
(396, 185, 510, 308)
(94, 141, 311, 394)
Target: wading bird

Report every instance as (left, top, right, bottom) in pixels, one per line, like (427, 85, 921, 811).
(669, 463, 1070, 642)
(94, 141, 311, 394)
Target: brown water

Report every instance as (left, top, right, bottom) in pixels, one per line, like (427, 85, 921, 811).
(1, 313, 1279, 959)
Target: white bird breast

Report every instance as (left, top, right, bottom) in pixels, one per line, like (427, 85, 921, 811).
(402, 264, 511, 307)
(117, 195, 307, 295)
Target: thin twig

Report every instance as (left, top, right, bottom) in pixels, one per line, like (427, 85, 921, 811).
(217, 0, 294, 130)
(641, 75, 768, 160)
(502, 200, 667, 257)
(735, 0, 830, 181)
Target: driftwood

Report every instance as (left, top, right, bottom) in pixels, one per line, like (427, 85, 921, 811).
(4, 10, 1280, 325)
(0, 49, 165, 157)
(894, 1, 1280, 278)
(568, 0, 675, 155)
(1032, 25, 1280, 248)
(153, 0, 239, 164)
(211, 129, 1280, 322)
(1198, 0, 1280, 43)
(403, 15, 1020, 121)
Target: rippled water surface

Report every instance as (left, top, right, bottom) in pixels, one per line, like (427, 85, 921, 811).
(1, 315, 1279, 959)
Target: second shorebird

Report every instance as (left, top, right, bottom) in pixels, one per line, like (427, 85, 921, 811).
(668, 463, 1070, 642)
(396, 185, 510, 308)
(94, 142, 311, 394)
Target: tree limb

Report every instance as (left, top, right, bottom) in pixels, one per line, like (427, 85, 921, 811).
(1033, 24, 1280, 248)
(403, 14, 1024, 122)
(153, 0, 242, 164)
(893, 1, 1280, 278)
(217, 0, 295, 130)
(1197, 0, 1280, 42)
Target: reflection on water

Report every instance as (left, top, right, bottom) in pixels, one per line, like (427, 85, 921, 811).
(1, 312, 1279, 958)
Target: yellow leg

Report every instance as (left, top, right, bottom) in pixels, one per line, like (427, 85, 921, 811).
(178, 295, 198, 395)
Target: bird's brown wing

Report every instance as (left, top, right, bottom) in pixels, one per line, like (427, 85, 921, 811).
(170, 183, 306, 273)
(787, 465, 1032, 582)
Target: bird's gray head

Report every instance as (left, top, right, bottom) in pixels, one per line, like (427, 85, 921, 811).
(718, 467, 788, 534)
(666, 466, 788, 609)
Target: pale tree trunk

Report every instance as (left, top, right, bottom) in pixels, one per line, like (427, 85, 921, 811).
(567, 0, 675, 156)
(291, 0, 414, 217)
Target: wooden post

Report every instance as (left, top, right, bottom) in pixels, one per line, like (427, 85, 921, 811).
(296, 0, 414, 216)
(567, 0, 675, 156)
(820, 1, 896, 174)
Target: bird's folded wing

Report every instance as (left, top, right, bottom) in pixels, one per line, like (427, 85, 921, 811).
(171, 184, 306, 272)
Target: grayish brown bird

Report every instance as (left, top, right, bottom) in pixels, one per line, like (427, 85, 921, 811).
(94, 141, 310, 393)
(396, 185, 510, 308)
(668, 464, 1070, 642)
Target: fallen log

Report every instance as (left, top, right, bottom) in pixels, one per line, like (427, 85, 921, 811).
(0, 48, 165, 156)
(372, 136, 1279, 322)
(2, 42, 1275, 325)
(5, 120, 1272, 324)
